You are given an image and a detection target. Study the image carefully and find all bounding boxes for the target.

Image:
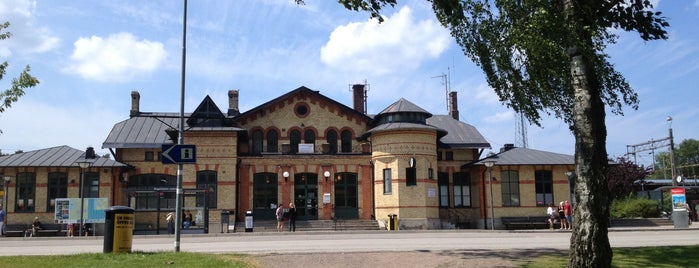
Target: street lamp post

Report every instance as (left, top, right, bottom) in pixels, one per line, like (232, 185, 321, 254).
(76, 159, 92, 236)
(484, 160, 496, 230)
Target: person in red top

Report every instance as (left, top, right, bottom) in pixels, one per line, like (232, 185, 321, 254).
(564, 200, 572, 230)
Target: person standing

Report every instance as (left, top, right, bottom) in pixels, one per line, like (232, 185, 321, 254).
(288, 203, 297, 232)
(558, 201, 567, 230)
(0, 205, 5, 237)
(166, 212, 175, 234)
(564, 200, 572, 230)
(276, 203, 285, 232)
(546, 203, 556, 230)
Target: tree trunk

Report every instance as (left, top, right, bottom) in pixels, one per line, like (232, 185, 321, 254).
(565, 1, 613, 267)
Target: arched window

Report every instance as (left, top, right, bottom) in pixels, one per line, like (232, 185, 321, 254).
(341, 130, 352, 153)
(290, 130, 301, 154)
(304, 129, 315, 144)
(267, 129, 278, 153)
(251, 129, 263, 155)
(326, 130, 338, 154)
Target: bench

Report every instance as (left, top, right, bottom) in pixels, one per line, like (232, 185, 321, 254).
(5, 224, 28, 237)
(502, 216, 559, 230)
(34, 223, 68, 237)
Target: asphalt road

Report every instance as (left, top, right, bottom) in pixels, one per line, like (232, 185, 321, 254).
(0, 228, 697, 256)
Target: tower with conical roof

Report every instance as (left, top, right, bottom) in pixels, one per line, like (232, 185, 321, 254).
(361, 98, 445, 229)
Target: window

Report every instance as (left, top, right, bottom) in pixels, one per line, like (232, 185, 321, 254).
(290, 130, 301, 154)
(128, 174, 176, 210)
(197, 171, 217, 208)
(341, 130, 352, 153)
(383, 169, 392, 194)
(267, 129, 278, 153)
(453, 172, 471, 207)
(437, 151, 443, 161)
(145, 151, 154, 161)
(535, 170, 554, 206)
(438, 172, 449, 207)
(251, 129, 263, 155)
(47, 172, 68, 212)
(15, 172, 36, 212)
(445, 151, 454, 161)
(326, 130, 338, 154)
(406, 167, 416, 186)
(83, 172, 100, 198)
(501, 170, 520, 207)
(304, 129, 315, 144)
(253, 173, 278, 210)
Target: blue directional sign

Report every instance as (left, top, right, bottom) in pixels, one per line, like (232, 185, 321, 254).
(161, 144, 197, 164)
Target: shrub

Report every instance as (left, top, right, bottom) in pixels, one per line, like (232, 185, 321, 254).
(611, 196, 660, 218)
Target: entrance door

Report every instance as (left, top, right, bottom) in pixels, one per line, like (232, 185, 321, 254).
(294, 173, 318, 220)
(334, 172, 358, 219)
(252, 173, 278, 220)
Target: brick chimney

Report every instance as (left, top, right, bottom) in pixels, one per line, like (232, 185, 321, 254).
(352, 84, 366, 114)
(449, 91, 459, 120)
(500, 143, 515, 152)
(85, 146, 96, 159)
(130, 91, 140, 117)
(228, 90, 239, 116)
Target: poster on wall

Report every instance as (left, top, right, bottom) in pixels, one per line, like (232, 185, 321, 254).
(671, 188, 687, 211)
(54, 198, 109, 224)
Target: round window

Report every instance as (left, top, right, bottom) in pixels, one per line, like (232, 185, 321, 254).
(295, 103, 309, 117)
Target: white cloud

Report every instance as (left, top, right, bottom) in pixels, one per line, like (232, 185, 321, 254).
(320, 6, 450, 75)
(64, 32, 167, 82)
(485, 110, 514, 123)
(0, 0, 59, 57)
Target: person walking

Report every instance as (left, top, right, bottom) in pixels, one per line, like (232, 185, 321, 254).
(288, 202, 297, 232)
(276, 203, 285, 232)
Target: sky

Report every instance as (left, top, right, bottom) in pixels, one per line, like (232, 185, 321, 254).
(1, 0, 697, 168)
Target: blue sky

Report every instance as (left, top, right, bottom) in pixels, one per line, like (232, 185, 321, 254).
(1, 0, 697, 168)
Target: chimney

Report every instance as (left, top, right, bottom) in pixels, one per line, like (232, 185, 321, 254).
(86, 147, 96, 159)
(130, 91, 140, 117)
(500, 143, 515, 152)
(449, 91, 459, 120)
(228, 90, 239, 116)
(352, 84, 366, 114)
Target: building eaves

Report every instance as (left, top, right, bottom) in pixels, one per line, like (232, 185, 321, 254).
(427, 115, 491, 149)
(0, 146, 127, 168)
(473, 147, 574, 166)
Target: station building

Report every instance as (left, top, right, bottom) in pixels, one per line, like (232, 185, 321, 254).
(0, 85, 576, 231)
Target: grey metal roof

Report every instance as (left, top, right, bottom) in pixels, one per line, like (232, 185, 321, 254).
(377, 98, 432, 116)
(476, 147, 574, 166)
(427, 115, 491, 149)
(102, 116, 180, 149)
(0, 146, 127, 167)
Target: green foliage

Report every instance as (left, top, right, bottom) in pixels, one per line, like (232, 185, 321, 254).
(521, 246, 699, 268)
(610, 195, 660, 218)
(0, 21, 40, 134)
(0, 252, 254, 268)
(650, 139, 699, 179)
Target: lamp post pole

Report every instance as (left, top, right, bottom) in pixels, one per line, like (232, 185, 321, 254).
(77, 160, 92, 236)
(484, 160, 496, 230)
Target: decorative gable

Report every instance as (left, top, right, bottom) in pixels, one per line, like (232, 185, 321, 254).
(186, 95, 234, 127)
